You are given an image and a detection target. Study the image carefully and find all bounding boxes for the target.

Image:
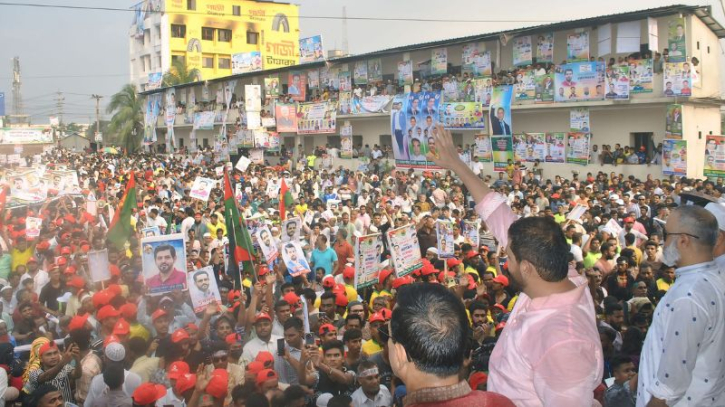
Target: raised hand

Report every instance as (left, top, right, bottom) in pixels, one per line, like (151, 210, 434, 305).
(426, 124, 463, 171)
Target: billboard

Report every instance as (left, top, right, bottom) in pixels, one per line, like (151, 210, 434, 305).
(554, 62, 605, 102)
(299, 35, 324, 64)
(232, 52, 262, 74)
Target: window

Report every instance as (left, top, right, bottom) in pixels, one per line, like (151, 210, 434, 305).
(143, 29, 150, 46)
(327, 136, 341, 149)
(632, 132, 653, 155)
(202, 138, 209, 148)
(187, 0, 196, 10)
(246, 31, 259, 44)
(156, 53, 162, 69)
(379, 135, 392, 150)
(218, 57, 231, 69)
(171, 54, 186, 65)
(178, 137, 184, 148)
(232, 5, 241, 16)
(218, 29, 232, 42)
(171, 24, 186, 38)
(202, 27, 215, 41)
(202, 55, 214, 68)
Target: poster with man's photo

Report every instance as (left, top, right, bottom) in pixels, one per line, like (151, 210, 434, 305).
(281, 241, 311, 277)
(141, 226, 161, 237)
(435, 220, 455, 259)
(281, 217, 302, 243)
(189, 177, 215, 201)
(255, 226, 279, 264)
(187, 266, 222, 313)
(141, 234, 188, 295)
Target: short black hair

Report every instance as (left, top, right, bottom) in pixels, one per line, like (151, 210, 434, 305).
(23, 384, 59, 407)
(605, 302, 623, 316)
(283, 385, 307, 403)
(274, 300, 290, 311)
(345, 314, 362, 325)
(328, 395, 353, 407)
(127, 337, 149, 355)
(320, 292, 336, 302)
(508, 217, 569, 282)
(321, 339, 345, 355)
(468, 301, 489, 315)
(103, 363, 125, 390)
(391, 283, 469, 377)
(610, 355, 634, 372)
(342, 328, 362, 343)
(283, 317, 303, 332)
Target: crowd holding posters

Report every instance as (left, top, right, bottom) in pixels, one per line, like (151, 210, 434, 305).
(299, 35, 324, 64)
(554, 62, 605, 102)
(704, 135, 725, 179)
(666, 104, 683, 138)
(534, 73, 555, 102)
(513, 36, 533, 67)
(536, 33, 555, 64)
(231, 52, 262, 74)
(7, 170, 47, 202)
(546, 133, 566, 163)
(570, 107, 590, 132)
(439, 102, 486, 129)
(473, 134, 493, 162)
(489, 85, 513, 136)
(354, 61, 368, 84)
(435, 220, 455, 258)
(190, 177, 215, 201)
(141, 234, 187, 295)
(397, 60, 413, 85)
(662, 139, 688, 175)
(297, 102, 337, 134)
(390, 92, 441, 168)
(567, 31, 590, 61)
(281, 241, 310, 277)
(431, 48, 448, 75)
(281, 217, 302, 243)
(514, 70, 536, 101)
(141, 226, 161, 237)
(664, 62, 692, 97)
(287, 71, 307, 101)
(513, 133, 547, 162)
(264, 77, 280, 98)
(605, 65, 630, 100)
(354, 234, 383, 290)
(668, 18, 687, 62)
(187, 266, 223, 313)
(368, 58, 383, 82)
(492, 135, 513, 171)
(255, 226, 279, 264)
(629, 59, 654, 93)
(566, 132, 591, 165)
(386, 224, 422, 277)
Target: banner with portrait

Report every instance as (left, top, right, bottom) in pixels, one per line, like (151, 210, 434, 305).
(662, 139, 687, 175)
(514, 69, 536, 101)
(534, 73, 555, 103)
(245, 85, 262, 112)
(536, 33, 554, 64)
(264, 77, 280, 98)
(492, 135, 513, 171)
(339, 71, 352, 92)
(570, 108, 590, 132)
(474, 77, 493, 106)
(232, 52, 262, 74)
(143, 93, 161, 144)
(287, 71, 307, 101)
(26, 217, 41, 238)
(275, 103, 298, 132)
(281, 241, 311, 277)
(354, 61, 368, 85)
(431, 48, 448, 75)
(567, 31, 589, 62)
(341, 135, 353, 159)
(439, 102, 486, 130)
(297, 102, 337, 134)
(668, 18, 687, 63)
(281, 217, 302, 243)
(250, 149, 264, 165)
(664, 62, 692, 97)
(141, 227, 161, 238)
(665, 104, 683, 138)
(513, 133, 547, 162)
(141, 234, 187, 295)
(566, 132, 591, 165)
(629, 59, 654, 93)
(189, 177, 215, 201)
(555, 62, 605, 102)
(349, 95, 393, 115)
(8, 170, 48, 202)
(88, 249, 111, 283)
(513, 36, 533, 66)
(390, 92, 441, 169)
(545, 132, 566, 163)
(435, 220, 455, 259)
(299, 35, 324, 64)
(368, 58, 383, 83)
(255, 226, 279, 264)
(489, 85, 513, 136)
(397, 60, 413, 86)
(461, 43, 492, 76)
(188, 266, 222, 313)
(306, 69, 320, 89)
(605, 66, 630, 100)
(193, 111, 215, 130)
(354, 234, 383, 289)
(386, 224, 422, 277)
(473, 134, 492, 162)
(704, 135, 725, 179)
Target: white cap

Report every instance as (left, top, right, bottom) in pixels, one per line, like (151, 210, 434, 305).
(610, 194, 620, 200)
(105, 342, 125, 362)
(427, 247, 439, 254)
(705, 202, 725, 232)
(316, 393, 333, 407)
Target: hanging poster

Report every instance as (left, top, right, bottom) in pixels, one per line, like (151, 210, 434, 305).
(390, 91, 442, 169)
(534, 73, 555, 102)
(492, 136, 513, 171)
(341, 134, 353, 159)
(473, 134, 492, 162)
(367, 58, 383, 83)
(605, 65, 630, 100)
(354, 61, 368, 85)
(297, 102, 337, 134)
(397, 60, 413, 86)
(662, 139, 687, 175)
(668, 18, 687, 63)
(187, 266, 222, 313)
(338, 71, 352, 92)
(275, 103, 298, 132)
(664, 62, 692, 97)
(141, 234, 188, 295)
(354, 234, 384, 289)
(299, 35, 325, 64)
(567, 31, 590, 62)
(489, 85, 513, 136)
(143, 94, 162, 144)
(268, 132, 280, 152)
(255, 226, 279, 265)
(338, 92, 352, 115)
(264, 77, 280, 98)
(431, 48, 448, 75)
(386, 224, 423, 277)
(189, 177, 215, 201)
(307, 69, 320, 89)
(566, 132, 590, 165)
(281, 241, 311, 277)
(704, 135, 725, 179)
(350, 95, 393, 115)
(245, 85, 262, 112)
(555, 62, 605, 102)
(147, 73, 162, 90)
(629, 59, 654, 93)
(536, 33, 555, 64)
(231, 52, 262, 74)
(513, 133, 547, 162)
(439, 102, 486, 129)
(570, 108, 590, 132)
(319, 66, 331, 89)
(546, 132, 566, 163)
(254, 130, 273, 148)
(514, 69, 536, 101)
(462, 44, 492, 77)
(287, 71, 307, 101)
(193, 111, 215, 130)
(247, 111, 261, 130)
(665, 104, 683, 138)
(435, 220, 455, 259)
(474, 77, 493, 106)
(513, 36, 533, 67)
(261, 117, 276, 128)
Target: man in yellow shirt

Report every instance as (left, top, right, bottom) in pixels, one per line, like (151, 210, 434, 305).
(656, 265, 675, 292)
(368, 269, 393, 311)
(207, 214, 227, 237)
(10, 237, 33, 272)
(295, 197, 308, 218)
(361, 312, 385, 356)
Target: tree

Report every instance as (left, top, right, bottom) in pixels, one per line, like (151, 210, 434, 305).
(106, 84, 143, 154)
(162, 60, 201, 87)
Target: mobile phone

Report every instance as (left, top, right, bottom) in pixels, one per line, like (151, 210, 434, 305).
(304, 333, 315, 347)
(277, 338, 286, 356)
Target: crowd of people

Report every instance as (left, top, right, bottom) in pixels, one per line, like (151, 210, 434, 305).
(0, 122, 723, 407)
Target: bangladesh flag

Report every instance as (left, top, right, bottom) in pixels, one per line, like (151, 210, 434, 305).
(279, 178, 293, 220)
(107, 171, 137, 250)
(223, 171, 257, 287)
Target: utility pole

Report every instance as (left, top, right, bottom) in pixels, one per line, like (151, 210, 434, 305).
(92, 94, 103, 147)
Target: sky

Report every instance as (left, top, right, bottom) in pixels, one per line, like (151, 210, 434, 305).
(0, 0, 723, 124)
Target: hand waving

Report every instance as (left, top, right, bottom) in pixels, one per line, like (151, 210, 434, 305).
(426, 124, 462, 171)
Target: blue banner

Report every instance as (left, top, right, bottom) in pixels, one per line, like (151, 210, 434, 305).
(390, 91, 442, 169)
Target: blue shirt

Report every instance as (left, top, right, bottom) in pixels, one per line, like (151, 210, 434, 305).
(310, 247, 338, 275)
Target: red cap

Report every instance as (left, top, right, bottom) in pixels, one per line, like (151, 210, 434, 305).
(112, 318, 130, 335)
(369, 312, 385, 323)
(319, 323, 337, 335)
(379, 308, 392, 320)
(378, 269, 394, 285)
(175, 373, 197, 394)
(254, 312, 272, 323)
(255, 369, 278, 386)
(119, 303, 137, 319)
(103, 335, 120, 347)
(493, 304, 507, 313)
(64, 265, 77, 275)
(81, 244, 91, 253)
(391, 276, 413, 290)
(36, 241, 50, 251)
(68, 314, 90, 331)
(446, 258, 462, 268)
(171, 328, 190, 343)
(246, 361, 265, 376)
(206, 369, 229, 399)
(151, 309, 168, 322)
(255, 351, 275, 367)
(167, 361, 190, 380)
(469, 371, 488, 390)
(27, 257, 38, 264)
(92, 290, 112, 309)
(335, 293, 348, 307)
(258, 266, 270, 276)
(342, 266, 355, 280)
(133, 383, 167, 405)
(624, 217, 635, 223)
(56, 257, 68, 266)
(109, 265, 121, 277)
(283, 292, 300, 307)
(225, 333, 241, 345)
(61, 246, 72, 255)
(227, 290, 241, 303)
(38, 341, 57, 357)
(97, 305, 120, 321)
(421, 264, 438, 276)
(438, 271, 456, 284)
(465, 250, 480, 259)
(322, 276, 335, 288)
(107, 284, 122, 298)
(492, 275, 509, 287)
(67, 276, 85, 289)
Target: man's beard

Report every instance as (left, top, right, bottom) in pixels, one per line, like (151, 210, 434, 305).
(662, 240, 681, 267)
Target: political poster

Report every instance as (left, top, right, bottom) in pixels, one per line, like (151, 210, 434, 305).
(555, 62, 605, 102)
(570, 108, 590, 132)
(281, 217, 302, 243)
(26, 217, 41, 238)
(275, 103, 298, 132)
(249, 149, 264, 165)
(354, 234, 383, 289)
(662, 139, 687, 176)
(268, 132, 280, 152)
(545, 133, 566, 163)
(143, 94, 161, 144)
(368, 58, 383, 83)
(147, 72, 162, 90)
(287, 71, 307, 101)
(513, 36, 533, 67)
(193, 112, 215, 130)
(513, 133, 547, 162)
(534, 73, 555, 103)
(461, 43, 492, 76)
(338, 71, 352, 92)
(668, 18, 687, 63)
(264, 77, 280, 98)
(665, 104, 683, 138)
(350, 95, 393, 115)
(354, 61, 368, 85)
(338, 92, 352, 115)
(261, 117, 276, 128)
(474, 77, 493, 106)
(307, 69, 320, 89)
(664, 62, 692, 97)
(390, 91, 441, 169)
(141, 227, 161, 237)
(605, 66, 630, 100)
(231, 52, 262, 74)
(566, 132, 590, 165)
(514, 69, 536, 101)
(629, 59, 654, 93)
(492, 135, 513, 171)
(489, 85, 513, 136)
(245, 85, 262, 112)
(247, 111, 261, 130)
(255, 226, 279, 264)
(88, 249, 111, 283)
(473, 134, 492, 162)
(536, 33, 555, 64)
(187, 266, 222, 313)
(297, 102, 337, 134)
(386, 224, 422, 277)
(281, 241, 311, 277)
(431, 48, 448, 75)
(435, 220, 455, 259)
(439, 102, 486, 129)
(141, 234, 187, 295)
(704, 135, 725, 179)
(341, 134, 353, 159)
(397, 60, 413, 86)
(567, 31, 590, 62)
(190, 177, 215, 201)
(299, 35, 324, 64)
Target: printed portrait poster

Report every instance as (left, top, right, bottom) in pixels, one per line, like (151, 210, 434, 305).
(368, 58, 383, 83)
(190, 177, 215, 201)
(629, 59, 654, 93)
(431, 48, 448, 75)
(26, 217, 41, 238)
(287, 71, 307, 101)
(281, 217, 302, 243)
(338, 71, 352, 92)
(386, 224, 422, 277)
(390, 91, 441, 169)
(187, 266, 222, 313)
(245, 85, 262, 112)
(231, 52, 262, 74)
(341, 134, 353, 159)
(668, 18, 687, 63)
(546, 133, 566, 163)
(439, 102, 486, 130)
(513, 133, 547, 163)
(435, 220, 455, 259)
(462, 220, 480, 247)
(264, 77, 280, 98)
(536, 33, 554, 64)
(567, 31, 590, 62)
(534, 73, 555, 103)
(353, 61, 368, 85)
(489, 85, 513, 136)
(275, 103, 298, 133)
(397, 60, 413, 86)
(664, 62, 692, 97)
(555, 62, 605, 102)
(307, 69, 320, 89)
(704, 135, 725, 179)
(473, 134, 492, 162)
(88, 249, 111, 283)
(605, 66, 630, 100)
(355, 234, 383, 290)
(281, 241, 311, 277)
(514, 69, 536, 101)
(666, 104, 683, 138)
(566, 132, 591, 165)
(299, 35, 325, 64)
(255, 226, 279, 264)
(513, 36, 533, 67)
(297, 102, 337, 135)
(570, 108, 590, 132)
(141, 234, 188, 295)
(474, 77, 493, 106)
(492, 136, 513, 172)
(141, 226, 161, 237)
(662, 139, 687, 176)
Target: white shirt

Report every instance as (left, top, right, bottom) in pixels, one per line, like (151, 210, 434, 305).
(20, 270, 49, 296)
(637, 260, 725, 406)
(351, 385, 393, 407)
(242, 334, 281, 363)
(156, 389, 186, 407)
(84, 370, 142, 407)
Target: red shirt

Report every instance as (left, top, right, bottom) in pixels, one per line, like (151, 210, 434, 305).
(404, 381, 515, 407)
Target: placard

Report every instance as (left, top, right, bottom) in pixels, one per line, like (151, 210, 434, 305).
(88, 249, 111, 283)
(386, 224, 422, 277)
(354, 234, 383, 289)
(189, 177, 214, 201)
(435, 220, 455, 259)
(662, 139, 687, 176)
(26, 217, 41, 238)
(281, 241, 311, 277)
(188, 266, 222, 313)
(462, 220, 480, 247)
(281, 217, 302, 243)
(141, 226, 161, 237)
(141, 234, 187, 295)
(255, 226, 279, 265)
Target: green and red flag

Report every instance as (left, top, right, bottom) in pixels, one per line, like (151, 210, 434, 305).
(279, 178, 293, 220)
(107, 171, 137, 250)
(223, 171, 257, 287)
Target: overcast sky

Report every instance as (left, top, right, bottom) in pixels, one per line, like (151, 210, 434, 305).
(0, 0, 723, 124)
